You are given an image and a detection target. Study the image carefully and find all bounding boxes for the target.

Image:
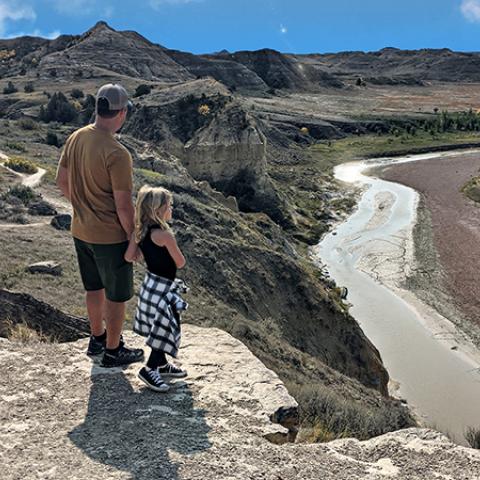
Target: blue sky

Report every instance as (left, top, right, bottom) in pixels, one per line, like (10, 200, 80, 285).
(0, 0, 478, 54)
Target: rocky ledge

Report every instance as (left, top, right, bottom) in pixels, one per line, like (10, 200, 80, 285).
(1, 325, 479, 480)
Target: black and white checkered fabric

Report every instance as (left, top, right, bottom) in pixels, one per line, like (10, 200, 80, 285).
(133, 271, 189, 357)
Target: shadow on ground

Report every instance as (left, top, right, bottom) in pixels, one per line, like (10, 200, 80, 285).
(69, 366, 211, 479)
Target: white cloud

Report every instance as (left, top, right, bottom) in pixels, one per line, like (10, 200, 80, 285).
(0, 1, 36, 36)
(48, 0, 95, 15)
(150, 0, 204, 9)
(6, 28, 60, 39)
(103, 5, 114, 18)
(461, 0, 480, 22)
(280, 24, 287, 34)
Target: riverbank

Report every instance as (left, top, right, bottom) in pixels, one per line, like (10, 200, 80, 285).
(377, 151, 480, 350)
(316, 150, 480, 443)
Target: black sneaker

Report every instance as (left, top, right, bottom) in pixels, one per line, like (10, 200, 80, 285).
(158, 363, 187, 378)
(100, 344, 144, 368)
(138, 367, 170, 392)
(86, 334, 134, 357)
(87, 335, 105, 356)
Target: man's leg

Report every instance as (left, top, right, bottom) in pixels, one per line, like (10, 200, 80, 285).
(95, 241, 143, 367)
(104, 299, 125, 349)
(73, 238, 106, 356)
(86, 289, 105, 337)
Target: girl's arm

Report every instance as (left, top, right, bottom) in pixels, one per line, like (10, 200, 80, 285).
(151, 230, 186, 268)
(124, 233, 141, 263)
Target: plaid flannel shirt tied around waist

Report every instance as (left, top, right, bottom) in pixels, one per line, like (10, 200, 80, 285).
(133, 271, 189, 357)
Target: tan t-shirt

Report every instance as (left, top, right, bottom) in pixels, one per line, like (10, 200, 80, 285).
(59, 124, 133, 244)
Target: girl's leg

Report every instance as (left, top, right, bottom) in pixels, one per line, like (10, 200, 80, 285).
(146, 349, 167, 369)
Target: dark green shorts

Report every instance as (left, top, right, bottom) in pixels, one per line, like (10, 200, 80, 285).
(73, 238, 133, 303)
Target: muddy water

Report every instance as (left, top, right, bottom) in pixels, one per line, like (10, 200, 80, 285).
(315, 151, 480, 444)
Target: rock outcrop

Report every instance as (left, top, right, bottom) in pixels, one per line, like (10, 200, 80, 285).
(1, 327, 479, 480)
(183, 102, 292, 224)
(0, 289, 89, 341)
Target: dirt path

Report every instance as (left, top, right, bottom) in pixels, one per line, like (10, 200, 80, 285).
(0, 151, 71, 229)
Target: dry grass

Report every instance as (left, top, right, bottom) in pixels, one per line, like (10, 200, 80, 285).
(4, 317, 56, 344)
(466, 426, 480, 449)
(289, 382, 415, 443)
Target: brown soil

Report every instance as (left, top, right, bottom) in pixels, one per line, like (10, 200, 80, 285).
(380, 151, 480, 332)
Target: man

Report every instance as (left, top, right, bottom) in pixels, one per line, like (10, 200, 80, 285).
(56, 83, 143, 368)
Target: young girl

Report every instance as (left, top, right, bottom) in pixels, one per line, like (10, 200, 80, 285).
(125, 185, 188, 392)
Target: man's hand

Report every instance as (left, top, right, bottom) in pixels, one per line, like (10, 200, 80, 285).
(113, 190, 135, 237)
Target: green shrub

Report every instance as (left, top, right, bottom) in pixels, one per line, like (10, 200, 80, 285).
(19, 118, 37, 130)
(463, 177, 480, 204)
(133, 84, 152, 97)
(2, 185, 39, 205)
(4, 142, 26, 152)
(71, 88, 84, 99)
(24, 82, 34, 93)
(45, 131, 59, 147)
(39, 92, 77, 124)
(4, 157, 38, 174)
(80, 94, 96, 125)
(3, 81, 17, 95)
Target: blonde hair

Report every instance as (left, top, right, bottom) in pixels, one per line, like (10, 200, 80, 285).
(134, 185, 173, 243)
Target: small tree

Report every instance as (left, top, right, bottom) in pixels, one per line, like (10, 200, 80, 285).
(133, 84, 152, 97)
(46, 132, 59, 147)
(24, 82, 34, 93)
(39, 92, 78, 124)
(80, 94, 96, 125)
(71, 88, 84, 99)
(3, 81, 17, 94)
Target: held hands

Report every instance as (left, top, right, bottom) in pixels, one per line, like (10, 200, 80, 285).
(124, 234, 143, 263)
(125, 245, 143, 263)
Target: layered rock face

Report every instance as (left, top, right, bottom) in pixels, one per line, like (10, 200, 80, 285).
(183, 103, 291, 222)
(1, 328, 478, 480)
(295, 48, 480, 83)
(125, 79, 294, 225)
(184, 103, 267, 185)
(167, 49, 269, 91)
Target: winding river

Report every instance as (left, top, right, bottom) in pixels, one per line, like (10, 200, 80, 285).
(314, 151, 480, 444)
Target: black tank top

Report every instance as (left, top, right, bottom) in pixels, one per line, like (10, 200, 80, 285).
(140, 226, 177, 280)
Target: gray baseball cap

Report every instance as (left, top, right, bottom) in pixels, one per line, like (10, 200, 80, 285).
(96, 83, 132, 111)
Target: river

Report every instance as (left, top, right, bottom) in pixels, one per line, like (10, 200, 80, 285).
(314, 151, 480, 444)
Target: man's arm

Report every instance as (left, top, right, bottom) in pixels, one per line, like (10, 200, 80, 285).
(113, 190, 135, 237)
(56, 166, 71, 202)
